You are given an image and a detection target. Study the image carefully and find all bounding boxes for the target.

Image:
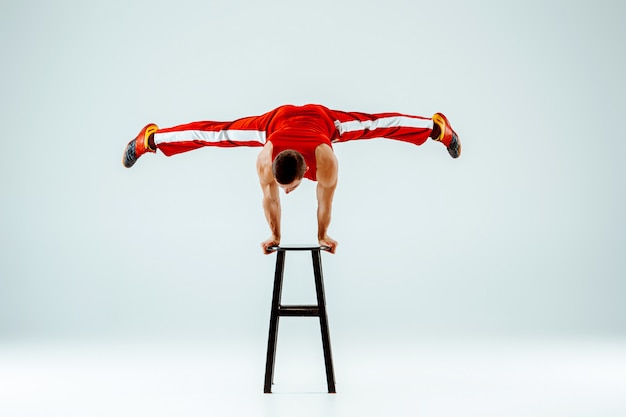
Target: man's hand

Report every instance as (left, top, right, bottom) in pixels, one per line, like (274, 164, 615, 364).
(319, 235, 338, 254)
(261, 235, 281, 255)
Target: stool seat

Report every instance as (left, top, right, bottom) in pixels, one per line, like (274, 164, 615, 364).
(268, 244, 331, 251)
(263, 245, 336, 393)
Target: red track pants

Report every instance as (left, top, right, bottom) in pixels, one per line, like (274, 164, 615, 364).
(153, 104, 435, 157)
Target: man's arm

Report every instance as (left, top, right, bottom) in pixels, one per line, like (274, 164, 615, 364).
(257, 144, 281, 254)
(315, 144, 338, 253)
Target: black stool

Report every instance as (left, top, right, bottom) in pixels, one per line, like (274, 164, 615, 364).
(264, 245, 336, 394)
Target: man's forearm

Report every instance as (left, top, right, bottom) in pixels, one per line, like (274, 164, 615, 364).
(263, 197, 281, 238)
(316, 180, 335, 240)
(317, 204, 332, 239)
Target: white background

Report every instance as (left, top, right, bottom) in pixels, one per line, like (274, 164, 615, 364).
(1, 0, 625, 415)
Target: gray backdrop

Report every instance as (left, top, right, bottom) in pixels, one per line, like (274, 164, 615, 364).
(1, 0, 625, 345)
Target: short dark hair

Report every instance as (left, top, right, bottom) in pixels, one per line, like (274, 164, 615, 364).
(272, 150, 306, 184)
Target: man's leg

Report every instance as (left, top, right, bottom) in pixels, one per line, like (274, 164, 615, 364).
(122, 113, 275, 168)
(154, 118, 267, 156)
(330, 109, 461, 158)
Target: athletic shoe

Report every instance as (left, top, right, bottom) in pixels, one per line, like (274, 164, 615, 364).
(122, 123, 158, 168)
(432, 113, 461, 158)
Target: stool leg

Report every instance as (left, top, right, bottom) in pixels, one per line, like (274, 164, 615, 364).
(312, 249, 336, 393)
(264, 250, 286, 393)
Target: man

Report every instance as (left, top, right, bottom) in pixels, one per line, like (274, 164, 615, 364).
(122, 104, 461, 254)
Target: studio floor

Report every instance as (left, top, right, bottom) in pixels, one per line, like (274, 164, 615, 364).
(1, 337, 625, 417)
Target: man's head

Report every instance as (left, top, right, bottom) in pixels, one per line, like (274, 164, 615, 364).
(272, 149, 307, 193)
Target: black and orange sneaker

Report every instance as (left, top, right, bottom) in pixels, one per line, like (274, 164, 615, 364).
(122, 123, 158, 168)
(432, 113, 461, 158)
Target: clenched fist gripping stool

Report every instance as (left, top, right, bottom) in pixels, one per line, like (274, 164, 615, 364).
(122, 103, 460, 254)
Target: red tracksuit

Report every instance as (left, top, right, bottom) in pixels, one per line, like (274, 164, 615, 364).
(154, 104, 434, 181)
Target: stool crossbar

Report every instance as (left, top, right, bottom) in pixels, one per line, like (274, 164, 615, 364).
(264, 245, 336, 394)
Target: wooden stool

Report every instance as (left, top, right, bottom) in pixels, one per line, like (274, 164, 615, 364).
(264, 245, 336, 393)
